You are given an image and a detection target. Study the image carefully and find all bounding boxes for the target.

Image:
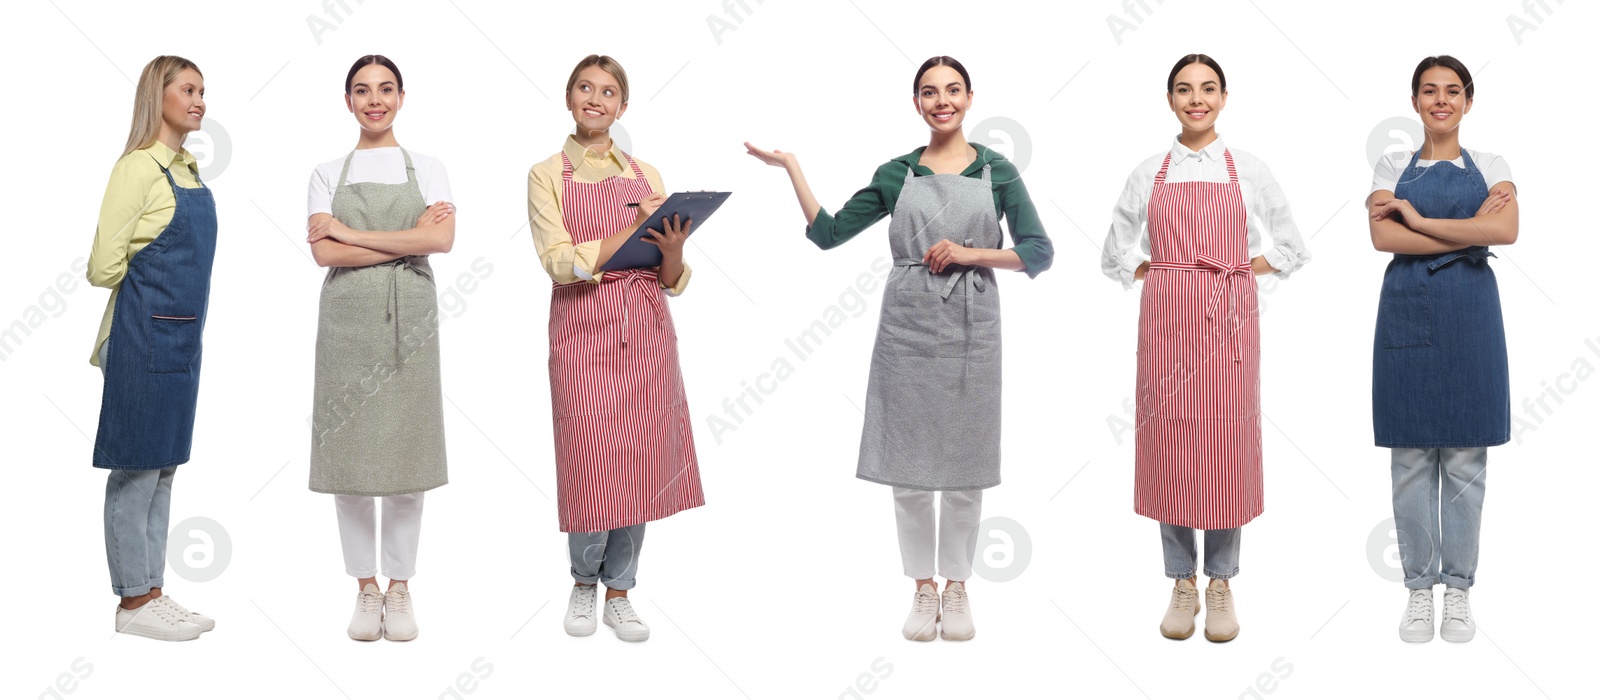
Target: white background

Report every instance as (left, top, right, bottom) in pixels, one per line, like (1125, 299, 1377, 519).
(2, 1, 1592, 698)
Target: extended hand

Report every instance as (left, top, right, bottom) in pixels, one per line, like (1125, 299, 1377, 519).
(744, 141, 798, 169)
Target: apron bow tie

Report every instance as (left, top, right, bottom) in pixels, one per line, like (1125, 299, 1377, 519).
(601, 268, 665, 346)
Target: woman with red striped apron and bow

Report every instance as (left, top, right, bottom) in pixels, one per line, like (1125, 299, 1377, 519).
(528, 55, 703, 643)
(1102, 55, 1311, 643)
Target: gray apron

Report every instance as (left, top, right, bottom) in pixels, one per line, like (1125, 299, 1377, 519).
(309, 148, 448, 496)
(856, 164, 1003, 490)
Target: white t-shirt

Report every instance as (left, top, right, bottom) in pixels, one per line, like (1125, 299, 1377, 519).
(1369, 149, 1513, 195)
(307, 147, 452, 217)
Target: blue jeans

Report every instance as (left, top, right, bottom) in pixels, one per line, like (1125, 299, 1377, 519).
(1391, 447, 1486, 590)
(105, 467, 176, 596)
(569, 524, 646, 590)
(1161, 523, 1240, 580)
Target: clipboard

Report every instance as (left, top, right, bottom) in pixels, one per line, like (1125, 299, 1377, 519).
(600, 191, 732, 272)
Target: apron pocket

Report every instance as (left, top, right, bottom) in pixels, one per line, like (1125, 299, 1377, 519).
(148, 315, 200, 373)
(880, 290, 964, 358)
(1376, 276, 1433, 349)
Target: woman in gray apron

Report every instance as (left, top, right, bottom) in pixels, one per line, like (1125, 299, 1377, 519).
(746, 56, 1053, 641)
(1368, 56, 1517, 644)
(88, 55, 218, 641)
(306, 55, 454, 642)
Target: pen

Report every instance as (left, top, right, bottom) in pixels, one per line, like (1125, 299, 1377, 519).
(624, 202, 640, 208)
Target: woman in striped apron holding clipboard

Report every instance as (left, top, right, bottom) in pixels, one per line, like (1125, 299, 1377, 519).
(527, 54, 704, 643)
(1101, 54, 1311, 643)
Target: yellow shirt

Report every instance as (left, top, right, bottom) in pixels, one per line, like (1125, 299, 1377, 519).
(87, 142, 202, 366)
(527, 135, 691, 295)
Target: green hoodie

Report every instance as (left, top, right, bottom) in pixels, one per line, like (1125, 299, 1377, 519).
(805, 143, 1054, 277)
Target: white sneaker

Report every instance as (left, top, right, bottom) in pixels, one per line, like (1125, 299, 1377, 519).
(383, 583, 419, 641)
(902, 583, 940, 642)
(155, 594, 214, 633)
(348, 583, 384, 641)
(940, 582, 975, 641)
(114, 600, 203, 641)
(602, 596, 650, 642)
(1398, 588, 1434, 643)
(1440, 587, 1475, 643)
(564, 585, 598, 637)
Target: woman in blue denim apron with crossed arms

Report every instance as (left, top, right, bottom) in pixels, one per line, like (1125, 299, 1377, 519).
(1368, 55, 1518, 644)
(87, 55, 219, 641)
(306, 55, 455, 642)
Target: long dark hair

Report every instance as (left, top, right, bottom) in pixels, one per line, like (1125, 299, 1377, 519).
(345, 55, 403, 95)
(1411, 55, 1473, 100)
(1167, 54, 1226, 93)
(913, 56, 972, 95)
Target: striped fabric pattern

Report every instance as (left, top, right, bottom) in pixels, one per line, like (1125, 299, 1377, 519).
(1134, 150, 1264, 530)
(548, 151, 704, 533)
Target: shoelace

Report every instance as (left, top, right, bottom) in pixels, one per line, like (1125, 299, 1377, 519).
(913, 590, 939, 616)
(1404, 591, 1433, 623)
(386, 589, 412, 615)
(607, 598, 641, 624)
(159, 596, 196, 618)
(357, 590, 383, 615)
(1441, 591, 1470, 624)
(1206, 587, 1231, 613)
(136, 600, 185, 625)
(570, 588, 595, 619)
(942, 589, 969, 615)
(1171, 586, 1198, 611)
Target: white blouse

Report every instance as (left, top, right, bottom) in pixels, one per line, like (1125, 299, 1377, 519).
(1101, 136, 1311, 289)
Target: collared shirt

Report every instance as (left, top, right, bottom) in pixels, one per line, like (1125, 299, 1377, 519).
(87, 141, 202, 366)
(804, 143, 1053, 277)
(1101, 135, 1312, 289)
(527, 135, 690, 295)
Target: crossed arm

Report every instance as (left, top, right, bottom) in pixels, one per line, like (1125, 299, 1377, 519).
(1368, 182, 1518, 254)
(306, 202, 456, 267)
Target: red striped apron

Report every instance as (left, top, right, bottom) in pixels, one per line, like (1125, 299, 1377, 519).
(1134, 149, 1262, 530)
(548, 151, 704, 533)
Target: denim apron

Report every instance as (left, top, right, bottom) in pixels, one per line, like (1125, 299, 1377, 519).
(309, 148, 448, 496)
(1372, 150, 1510, 448)
(856, 163, 1003, 491)
(92, 155, 217, 469)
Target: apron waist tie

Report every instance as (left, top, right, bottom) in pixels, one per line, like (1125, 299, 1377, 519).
(598, 268, 664, 347)
(1424, 245, 1496, 272)
(383, 256, 431, 365)
(894, 240, 991, 378)
(1149, 255, 1252, 362)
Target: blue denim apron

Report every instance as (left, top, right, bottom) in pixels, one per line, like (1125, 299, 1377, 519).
(1371, 150, 1509, 448)
(93, 155, 218, 468)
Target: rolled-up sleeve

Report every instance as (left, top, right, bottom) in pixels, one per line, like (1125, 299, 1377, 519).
(1101, 168, 1150, 290)
(806, 164, 892, 250)
(88, 157, 147, 289)
(993, 163, 1052, 277)
(528, 162, 602, 284)
(1250, 161, 1311, 279)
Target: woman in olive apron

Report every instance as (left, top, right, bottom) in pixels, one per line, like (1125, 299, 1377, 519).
(1368, 55, 1517, 645)
(306, 55, 454, 642)
(88, 55, 218, 642)
(747, 56, 1053, 641)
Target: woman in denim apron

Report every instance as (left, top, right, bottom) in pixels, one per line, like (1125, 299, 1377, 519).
(88, 56, 218, 641)
(1368, 55, 1518, 644)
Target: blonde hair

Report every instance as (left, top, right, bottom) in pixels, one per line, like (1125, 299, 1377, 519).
(565, 55, 628, 104)
(121, 55, 202, 158)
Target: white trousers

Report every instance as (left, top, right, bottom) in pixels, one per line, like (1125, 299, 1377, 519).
(892, 487, 983, 581)
(334, 493, 424, 580)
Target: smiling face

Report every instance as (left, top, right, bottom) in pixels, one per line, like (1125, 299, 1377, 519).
(1168, 62, 1225, 132)
(162, 68, 206, 135)
(567, 65, 627, 139)
(1412, 65, 1471, 134)
(914, 65, 972, 134)
(345, 64, 403, 133)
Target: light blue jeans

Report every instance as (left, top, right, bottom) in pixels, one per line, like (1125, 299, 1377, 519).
(1161, 523, 1241, 580)
(101, 337, 177, 597)
(569, 524, 646, 590)
(1391, 447, 1487, 590)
